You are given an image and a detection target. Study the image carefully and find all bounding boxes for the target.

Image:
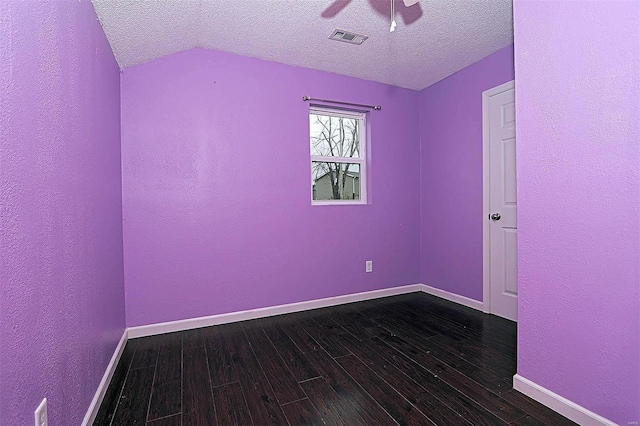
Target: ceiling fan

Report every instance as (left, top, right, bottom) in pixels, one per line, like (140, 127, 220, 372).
(321, 0, 423, 32)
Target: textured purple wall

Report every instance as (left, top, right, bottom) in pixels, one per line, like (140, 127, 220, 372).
(418, 46, 514, 301)
(514, 1, 639, 423)
(0, 2, 125, 425)
(121, 48, 421, 327)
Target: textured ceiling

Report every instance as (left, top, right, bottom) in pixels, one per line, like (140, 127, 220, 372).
(92, 0, 513, 90)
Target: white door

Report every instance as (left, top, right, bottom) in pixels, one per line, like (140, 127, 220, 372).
(485, 83, 517, 321)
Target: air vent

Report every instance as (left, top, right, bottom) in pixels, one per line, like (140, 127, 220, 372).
(329, 29, 368, 45)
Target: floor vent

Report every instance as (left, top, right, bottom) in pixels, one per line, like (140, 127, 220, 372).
(329, 29, 368, 45)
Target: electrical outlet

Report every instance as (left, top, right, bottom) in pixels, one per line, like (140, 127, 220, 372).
(34, 398, 47, 426)
(365, 260, 373, 273)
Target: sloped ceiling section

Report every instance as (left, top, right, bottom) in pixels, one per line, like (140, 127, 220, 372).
(92, 0, 513, 90)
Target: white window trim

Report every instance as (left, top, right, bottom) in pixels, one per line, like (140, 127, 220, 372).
(310, 106, 367, 206)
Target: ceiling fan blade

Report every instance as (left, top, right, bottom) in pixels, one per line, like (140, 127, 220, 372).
(321, 0, 354, 18)
(402, 0, 419, 6)
(400, 0, 422, 25)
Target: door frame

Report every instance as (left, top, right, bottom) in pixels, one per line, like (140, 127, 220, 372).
(482, 80, 515, 314)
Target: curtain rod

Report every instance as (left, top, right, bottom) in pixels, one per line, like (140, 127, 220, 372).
(302, 96, 382, 111)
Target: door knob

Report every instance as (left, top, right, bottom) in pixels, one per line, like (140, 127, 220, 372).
(490, 213, 501, 221)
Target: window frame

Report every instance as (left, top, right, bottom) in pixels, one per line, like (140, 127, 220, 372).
(309, 106, 367, 206)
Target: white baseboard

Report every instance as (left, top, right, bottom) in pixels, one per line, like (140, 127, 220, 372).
(513, 374, 616, 426)
(82, 329, 129, 426)
(128, 284, 422, 338)
(420, 284, 484, 311)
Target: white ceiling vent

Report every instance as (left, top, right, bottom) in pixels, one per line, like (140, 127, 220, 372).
(329, 29, 368, 45)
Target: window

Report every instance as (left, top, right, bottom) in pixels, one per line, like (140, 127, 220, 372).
(309, 107, 367, 205)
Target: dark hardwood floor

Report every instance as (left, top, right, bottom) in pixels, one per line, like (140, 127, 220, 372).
(94, 293, 576, 425)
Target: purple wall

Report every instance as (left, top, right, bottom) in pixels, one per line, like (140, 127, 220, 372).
(418, 46, 514, 301)
(0, 2, 125, 425)
(121, 48, 421, 327)
(514, 1, 639, 423)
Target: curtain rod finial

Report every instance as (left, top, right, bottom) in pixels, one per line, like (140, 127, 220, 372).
(302, 96, 310, 101)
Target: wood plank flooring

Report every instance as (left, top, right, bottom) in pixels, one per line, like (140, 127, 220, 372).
(94, 293, 576, 425)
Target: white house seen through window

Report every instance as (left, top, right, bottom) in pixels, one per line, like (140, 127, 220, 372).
(310, 107, 367, 204)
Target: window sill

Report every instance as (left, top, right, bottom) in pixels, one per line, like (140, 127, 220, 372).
(312, 200, 367, 206)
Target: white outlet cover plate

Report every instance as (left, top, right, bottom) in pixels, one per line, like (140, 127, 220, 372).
(366, 261, 373, 272)
(35, 398, 47, 426)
